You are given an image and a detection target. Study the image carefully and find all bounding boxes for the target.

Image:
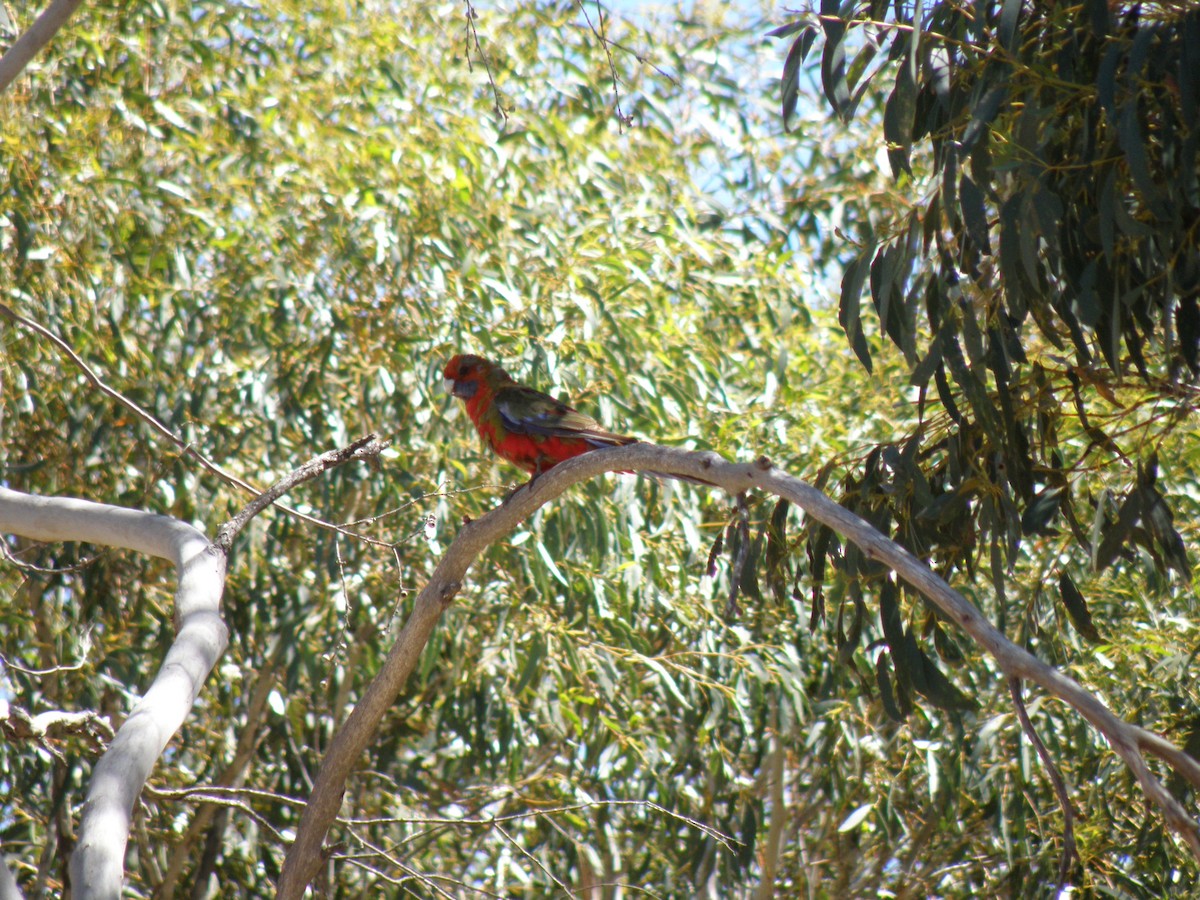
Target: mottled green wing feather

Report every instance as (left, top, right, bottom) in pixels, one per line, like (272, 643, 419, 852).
(494, 385, 634, 446)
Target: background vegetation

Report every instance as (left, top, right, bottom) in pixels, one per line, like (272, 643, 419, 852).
(1, 0, 1197, 896)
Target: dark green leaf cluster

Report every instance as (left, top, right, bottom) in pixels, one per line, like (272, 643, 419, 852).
(775, 0, 1199, 635)
(769, 1, 1200, 890)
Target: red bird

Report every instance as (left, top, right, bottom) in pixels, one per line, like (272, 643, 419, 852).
(443, 354, 637, 479)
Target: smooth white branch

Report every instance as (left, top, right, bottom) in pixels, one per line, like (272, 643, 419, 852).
(0, 487, 228, 900)
(0, 436, 383, 895)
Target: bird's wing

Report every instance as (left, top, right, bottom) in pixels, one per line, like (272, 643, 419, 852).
(495, 385, 634, 446)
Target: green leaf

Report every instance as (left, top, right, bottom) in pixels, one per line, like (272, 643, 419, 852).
(840, 248, 874, 373)
(1118, 99, 1166, 219)
(909, 331, 944, 389)
(536, 540, 570, 587)
(933, 623, 965, 665)
(767, 20, 811, 39)
(642, 657, 693, 710)
(961, 82, 1007, 152)
(765, 498, 791, 603)
(999, 0, 1022, 53)
(878, 580, 906, 658)
(1058, 572, 1102, 643)
(152, 100, 195, 133)
(514, 633, 547, 696)
(870, 243, 908, 351)
(915, 648, 976, 711)
(780, 26, 819, 131)
(876, 652, 905, 722)
(1021, 486, 1064, 536)
(1142, 489, 1191, 579)
(1096, 489, 1144, 573)
(838, 803, 873, 832)
(1097, 43, 1122, 113)
(706, 529, 724, 578)
(1177, 294, 1200, 374)
(958, 173, 990, 255)
(739, 533, 765, 606)
(819, 0, 851, 120)
(837, 588, 865, 663)
(883, 60, 917, 178)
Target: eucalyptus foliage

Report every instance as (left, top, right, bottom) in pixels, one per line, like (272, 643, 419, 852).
(772, 0, 1200, 893)
(1, 0, 1198, 896)
(0, 0, 868, 894)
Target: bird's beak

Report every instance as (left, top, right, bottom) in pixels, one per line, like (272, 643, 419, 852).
(447, 379, 477, 400)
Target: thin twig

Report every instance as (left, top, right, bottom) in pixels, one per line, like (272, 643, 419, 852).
(0, 301, 247, 491)
(341, 829, 482, 899)
(341, 853, 489, 896)
(571, 1, 679, 88)
(0, 532, 104, 574)
(152, 782, 737, 850)
(0, 651, 89, 677)
(494, 821, 574, 895)
(144, 788, 291, 846)
(214, 435, 384, 551)
(339, 483, 505, 529)
(577, 0, 630, 129)
(462, 0, 507, 123)
(322, 536, 352, 691)
(1009, 676, 1077, 889)
(0, 302, 397, 547)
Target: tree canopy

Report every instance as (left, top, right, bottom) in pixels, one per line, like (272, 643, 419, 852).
(1, 0, 1198, 896)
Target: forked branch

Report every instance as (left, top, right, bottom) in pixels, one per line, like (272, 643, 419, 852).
(0, 437, 384, 898)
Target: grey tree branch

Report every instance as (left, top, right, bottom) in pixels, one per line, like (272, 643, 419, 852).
(155, 637, 282, 898)
(0, 487, 227, 899)
(0, 855, 23, 900)
(0, 0, 85, 95)
(276, 442, 1200, 897)
(0, 435, 383, 897)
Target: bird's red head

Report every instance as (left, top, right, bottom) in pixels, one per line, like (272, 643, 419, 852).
(444, 354, 508, 400)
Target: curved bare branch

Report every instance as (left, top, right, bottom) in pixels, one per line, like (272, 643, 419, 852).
(276, 442, 1200, 897)
(0, 487, 227, 899)
(0, 435, 383, 896)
